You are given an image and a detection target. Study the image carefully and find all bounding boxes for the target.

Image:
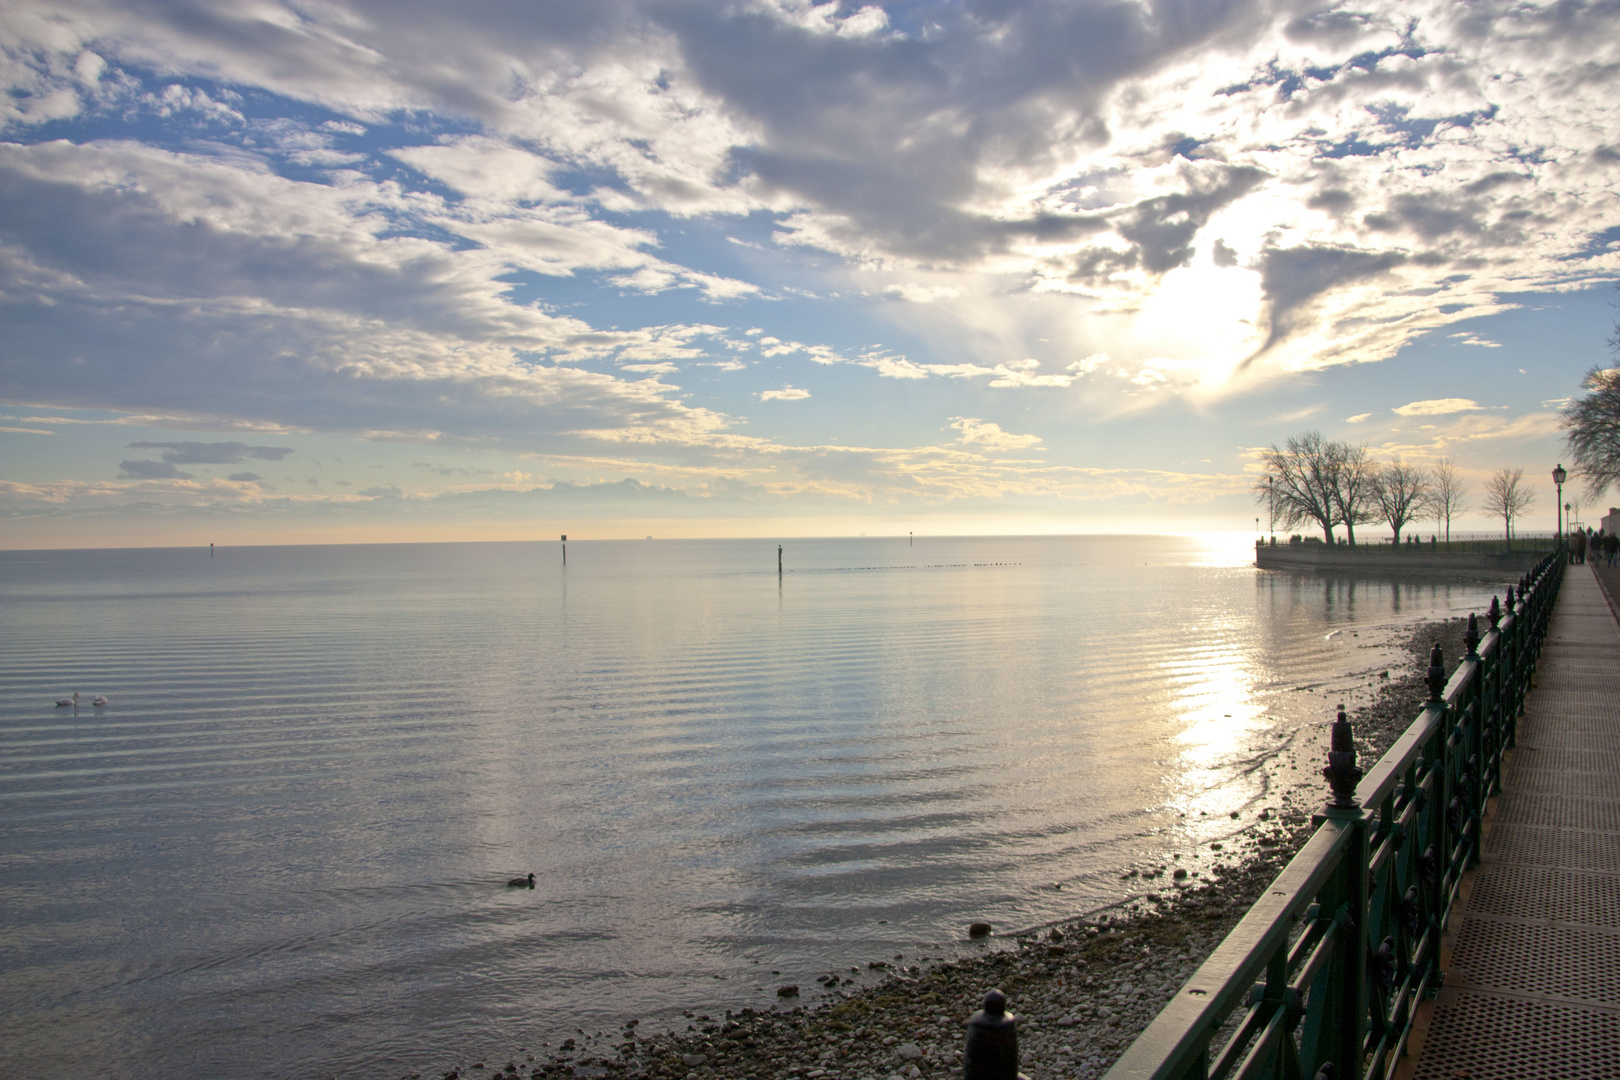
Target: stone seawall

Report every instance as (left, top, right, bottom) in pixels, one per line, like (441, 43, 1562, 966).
(1255, 544, 1549, 574)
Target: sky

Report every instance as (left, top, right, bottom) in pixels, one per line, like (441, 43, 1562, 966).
(1, 0, 1618, 548)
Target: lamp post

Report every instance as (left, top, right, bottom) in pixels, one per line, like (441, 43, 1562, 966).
(1267, 476, 1275, 541)
(1552, 464, 1567, 540)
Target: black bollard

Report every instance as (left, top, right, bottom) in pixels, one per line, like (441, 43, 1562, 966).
(1426, 644, 1445, 702)
(1323, 704, 1361, 809)
(963, 990, 1020, 1080)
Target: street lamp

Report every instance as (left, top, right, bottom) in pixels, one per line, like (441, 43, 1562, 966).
(1552, 464, 1567, 539)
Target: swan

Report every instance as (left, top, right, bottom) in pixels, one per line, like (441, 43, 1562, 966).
(55, 692, 78, 707)
(92, 696, 108, 707)
(507, 873, 536, 889)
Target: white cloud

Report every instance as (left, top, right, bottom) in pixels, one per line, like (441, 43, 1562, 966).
(0, 0, 1615, 528)
(1447, 332, 1502, 349)
(989, 359, 1075, 389)
(950, 417, 1043, 451)
(1393, 398, 1485, 417)
(0, 138, 736, 447)
(760, 386, 810, 401)
(1346, 413, 1371, 424)
(882, 283, 962, 304)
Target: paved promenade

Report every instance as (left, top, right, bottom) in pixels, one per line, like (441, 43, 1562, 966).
(1409, 564, 1620, 1078)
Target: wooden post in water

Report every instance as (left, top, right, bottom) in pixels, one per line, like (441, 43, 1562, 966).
(209, 542, 214, 557)
(777, 544, 782, 578)
(561, 534, 567, 565)
(909, 531, 913, 546)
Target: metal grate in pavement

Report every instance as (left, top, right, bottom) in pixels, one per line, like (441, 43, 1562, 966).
(1410, 992, 1620, 1079)
(1522, 690, 1620, 712)
(1508, 748, 1620, 771)
(1494, 793, 1620, 831)
(1510, 770, 1616, 798)
(1484, 824, 1620, 870)
(1516, 714, 1617, 737)
(1449, 919, 1620, 1004)
(1485, 819, 1620, 859)
(1466, 864, 1620, 923)
(1516, 731, 1615, 751)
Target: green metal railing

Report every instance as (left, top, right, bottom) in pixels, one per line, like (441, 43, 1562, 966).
(1105, 548, 1565, 1080)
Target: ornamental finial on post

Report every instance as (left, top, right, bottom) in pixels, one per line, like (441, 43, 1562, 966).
(1464, 613, 1480, 657)
(1426, 644, 1446, 702)
(1323, 704, 1362, 809)
(1488, 595, 1501, 631)
(1505, 584, 1515, 613)
(963, 989, 1019, 1080)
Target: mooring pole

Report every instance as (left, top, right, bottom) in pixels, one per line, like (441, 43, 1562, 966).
(562, 534, 567, 565)
(778, 544, 782, 578)
(209, 542, 214, 557)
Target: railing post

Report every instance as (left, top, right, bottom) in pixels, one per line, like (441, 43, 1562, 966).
(1484, 599, 1504, 796)
(1496, 592, 1509, 751)
(1463, 615, 1485, 869)
(1318, 705, 1369, 1079)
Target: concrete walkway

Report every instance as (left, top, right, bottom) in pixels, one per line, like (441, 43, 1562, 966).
(1409, 564, 1620, 1079)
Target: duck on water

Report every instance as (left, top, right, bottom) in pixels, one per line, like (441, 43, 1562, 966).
(54, 693, 108, 707)
(507, 873, 535, 888)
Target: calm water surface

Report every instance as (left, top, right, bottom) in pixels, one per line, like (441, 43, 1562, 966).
(0, 535, 1504, 1077)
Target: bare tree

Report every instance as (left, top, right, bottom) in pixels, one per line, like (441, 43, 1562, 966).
(1483, 467, 1535, 550)
(1255, 431, 1340, 543)
(1372, 459, 1434, 543)
(1431, 457, 1467, 542)
(1564, 363, 1620, 497)
(1329, 442, 1380, 546)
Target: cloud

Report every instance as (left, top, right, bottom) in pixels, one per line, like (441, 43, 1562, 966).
(0, 138, 736, 448)
(1393, 398, 1484, 417)
(950, 417, 1043, 452)
(760, 386, 810, 401)
(126, 441, 293, 464)
(1446, 332, 1502, 349)
(988, 359, 1074, 389)
(0, 0, 1617, 500)
(1065, 354, 1108, 376)
(118, 459, 191, 479)
(358, 485, 402, 498)
(1346, 413, 1371, 424)
(882, 283, 962, 304)
(227, 472, 262, 483)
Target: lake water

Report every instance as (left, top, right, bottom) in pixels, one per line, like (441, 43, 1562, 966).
(0, 535, 1506, 1078)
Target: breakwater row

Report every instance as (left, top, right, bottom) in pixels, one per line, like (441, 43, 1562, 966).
(1256, 543, 1550, 574)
